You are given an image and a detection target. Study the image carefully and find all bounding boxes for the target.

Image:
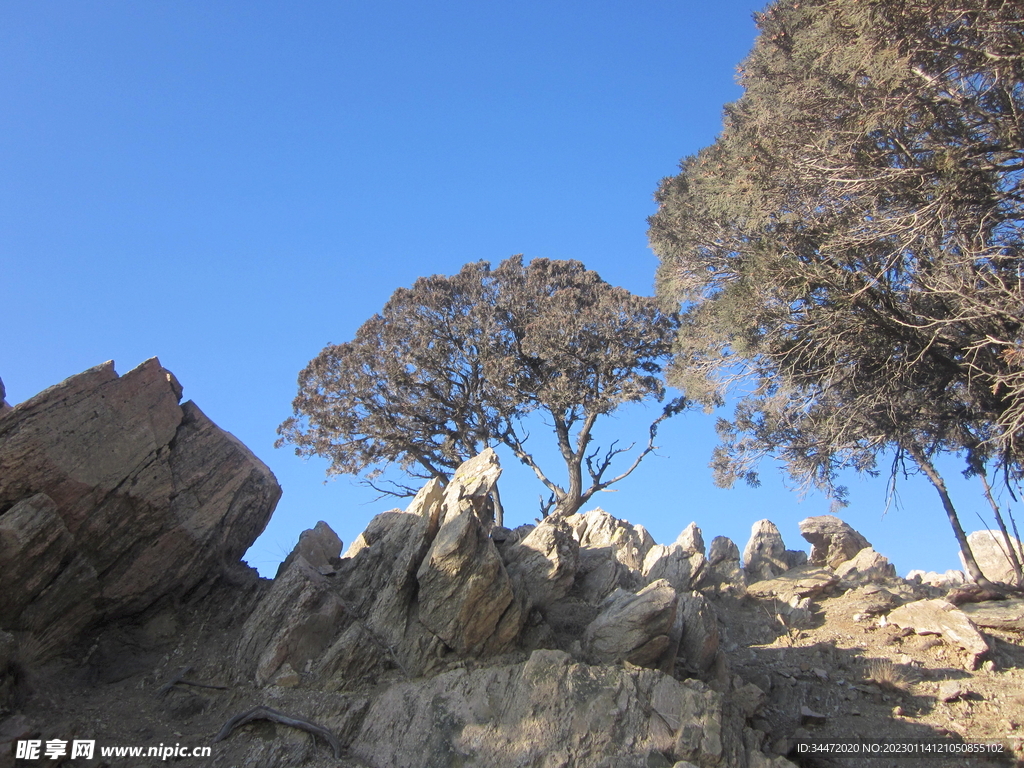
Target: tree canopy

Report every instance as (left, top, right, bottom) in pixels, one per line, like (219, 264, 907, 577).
(649, 0, 1024, 584)
(278, 255, 685, 520)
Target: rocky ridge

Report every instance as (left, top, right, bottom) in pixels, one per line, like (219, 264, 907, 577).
(1, 363, 1023, 768)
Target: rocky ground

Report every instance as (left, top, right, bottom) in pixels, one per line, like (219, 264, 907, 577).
(2, 362, 1024, 768)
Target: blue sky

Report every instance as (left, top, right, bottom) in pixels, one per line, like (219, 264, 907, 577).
(1, 1, 1005, 578)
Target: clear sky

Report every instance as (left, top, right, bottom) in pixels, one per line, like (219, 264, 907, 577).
(1, 1, 1004, 578)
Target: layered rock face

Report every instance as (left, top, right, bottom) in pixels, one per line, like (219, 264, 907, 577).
(0, 360, 280, 654)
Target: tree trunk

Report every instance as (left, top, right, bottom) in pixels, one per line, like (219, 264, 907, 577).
(908, 444, 994, 588)
(490, 485, 505, 528)
(979, 471, 1023, 587)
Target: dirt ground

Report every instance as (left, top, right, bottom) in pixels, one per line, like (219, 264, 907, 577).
(717, 580, 1024, 768)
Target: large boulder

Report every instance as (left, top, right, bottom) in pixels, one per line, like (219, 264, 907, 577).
(672, 591, 720, 676)
(885, 599, 989, 666)
(799, 515, 870, 569)
(961, 530, 1024, 585)
(583, 580, 678, 668)
(834, 547, 896, 585)
(329, 510, 444, 680)
(0, 360, 280, 651)
(235, 558, 348, 686)
(417, 504, 523, 656)
(0, 493, 99, 655)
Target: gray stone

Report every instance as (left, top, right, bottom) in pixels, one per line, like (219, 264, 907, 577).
(417, 462, 524, 656)
(404, 476, 445, 539)
(275, 520, 342, 577)
(835, 547, 897, 585)
(235, 558, 348, 686)
(584, 580, 678, 668)
(673, 591, 719, 675)
(885, 599, 989, 662)
(705, 536, 746, 594)
(0, 493, 99, 654)
(565, 508, 655, 571)
(676, 522, 705, 555)
(503, 519, 579, 613)
(746, 565, 838, 603)
(643, 544, 707, 593)
(0, 376, 10, 415)
(799, 515, 870, 568)
(958, 598, 1024, 632)
(743, 519, 790, 581)
(708, 536, 740, 567)
(572, 544, 640, 603)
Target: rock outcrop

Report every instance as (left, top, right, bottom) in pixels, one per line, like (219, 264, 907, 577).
(799, 515, 870, 568)
(0, 359, 280, 655)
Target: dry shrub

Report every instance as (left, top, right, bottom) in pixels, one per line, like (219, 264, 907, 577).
(865, 658, 913, 692)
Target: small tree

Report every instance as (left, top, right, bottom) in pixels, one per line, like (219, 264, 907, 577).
(278, 255, 686, 521)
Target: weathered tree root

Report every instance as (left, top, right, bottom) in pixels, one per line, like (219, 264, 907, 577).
(213, 705, 342, 758)
(156, 665, 228, 697)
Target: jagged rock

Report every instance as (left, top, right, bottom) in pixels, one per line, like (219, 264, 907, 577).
(417, 454, 524, 656)
(709, 536, 739, 566)
(503, 519, 579, 613)
(441, 448, 502, 525)
(0, 360, 279, 651)
(0, 493, 99, 655)
(235, 557, 349, 685)
(885, 599, 989, 664)
(960, 530, 1024, 585)
(330, 510, 442, 678)
(643, 544, 707, 592)
(275, 520, 342, 577)
(743, 520, 791, 581)
(835, 547, 896, 585)
(799, 515, 870, 569)
(565, 508, 655, 571)
(705, 536, 746, 594)
(350, 648, 759, 768)
(572, 545, 640, 603)
(958, 598, 1024, 632)
(583, 580, 678, 668)
(404, 477, 444, 539)
(676, 522, 705, 555)
(672, 591, 719, 675)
